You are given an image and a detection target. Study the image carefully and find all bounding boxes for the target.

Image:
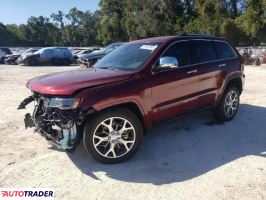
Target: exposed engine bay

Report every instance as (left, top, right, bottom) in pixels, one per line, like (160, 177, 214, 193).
(18, 92, 87, 150)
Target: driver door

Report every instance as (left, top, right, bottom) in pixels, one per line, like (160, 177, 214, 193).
(151, 41, 200, 123)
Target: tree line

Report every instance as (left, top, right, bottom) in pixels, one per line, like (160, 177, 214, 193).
(0, 0, 265, 47)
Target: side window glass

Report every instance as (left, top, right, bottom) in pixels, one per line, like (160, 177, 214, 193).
(215, 41, 236, 59)
(56, 49, 65, 58)
(41, 49, 54, 59)
(3, 48, 11, 54)
(193, 40, 217, 63)
(162, 41, 191, 67)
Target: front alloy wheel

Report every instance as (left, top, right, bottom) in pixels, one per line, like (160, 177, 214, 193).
(83, 108, 143, 163)
(93, 117, 136, 158)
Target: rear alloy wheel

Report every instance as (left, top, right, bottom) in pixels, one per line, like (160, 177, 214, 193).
(255, 58, 261, 66)
(28, 59, 38, 66)
(215, 87, 240, 121)
(83, 108, 143, 163)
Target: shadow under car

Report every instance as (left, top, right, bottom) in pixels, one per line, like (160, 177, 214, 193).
(66, 103, 266, 185)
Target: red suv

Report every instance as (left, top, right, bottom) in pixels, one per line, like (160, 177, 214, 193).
(18, 34, 245, 163)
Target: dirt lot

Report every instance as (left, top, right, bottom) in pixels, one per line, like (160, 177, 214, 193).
(0, 64, 266, 200)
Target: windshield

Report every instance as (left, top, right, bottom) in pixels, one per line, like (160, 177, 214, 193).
(94, 42, 160, 71)
(105, 43, 123, 53)
(23, 49, 38, 54)
(34, 48, 47, 55)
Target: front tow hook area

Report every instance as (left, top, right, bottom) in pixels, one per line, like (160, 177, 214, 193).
(24, 113, 35, 129)
(17, 95, 35, 109)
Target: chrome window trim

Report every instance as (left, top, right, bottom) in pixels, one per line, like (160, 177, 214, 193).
(152, 39, 238, 74)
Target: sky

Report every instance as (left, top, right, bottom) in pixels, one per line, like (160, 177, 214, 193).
(0, 0, 99, 25)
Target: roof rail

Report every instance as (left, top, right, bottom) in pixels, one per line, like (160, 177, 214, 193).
(179, 33, 215, 37)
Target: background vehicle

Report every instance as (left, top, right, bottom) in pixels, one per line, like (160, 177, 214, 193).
(79, 42, 124, 67)
(241, 47, 261, 66)
(76, 48, 101, 56)
(0, 48, 12, 63)
(72, 47, 101, 63)
(70, 49, 83, 54)
(5, 48, 39, 65)
(19, 35, 244, 164)
(260, 52, 266, 63)
(19, 47, 73, 66)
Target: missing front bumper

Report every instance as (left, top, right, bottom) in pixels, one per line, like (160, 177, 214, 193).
(19, 94, 86, 150)
(23, 112, 80, 150)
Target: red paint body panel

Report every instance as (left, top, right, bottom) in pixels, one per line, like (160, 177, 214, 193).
(27, 36, 244, 129)
(27, 68, 134, 95)
(151, 65, 200, 123)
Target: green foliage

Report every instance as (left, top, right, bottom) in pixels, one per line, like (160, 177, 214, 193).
(57, 8, 98, 46)
(0, 0, 265, 47)
(220, 19, 248, 46)
(0, 23, 18, 46)
(96, 0, 127, 45)
(124, 0, 184, 40)
(24, 16, 59, 46)
(235, 0, 265, 44)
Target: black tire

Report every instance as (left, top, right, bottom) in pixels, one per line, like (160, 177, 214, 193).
(215, 87, 240, 121)
(61, 59, 71, 66)
(83, 108, 143, 164)
(28, 58, 38, 66)
(0, 57, 4, 64)
(255, 58, 261, 66)
(65, 60, 71, 65)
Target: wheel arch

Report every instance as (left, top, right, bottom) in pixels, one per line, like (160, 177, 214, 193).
(225, 76, 243, 94)
(86, 101, 148, 130)
(217, 76, 243, 105)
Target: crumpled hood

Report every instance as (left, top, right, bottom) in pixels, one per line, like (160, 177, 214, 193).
(27, 68, 133, 95)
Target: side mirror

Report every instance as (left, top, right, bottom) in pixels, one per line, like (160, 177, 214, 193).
(159, 56, 179, 69)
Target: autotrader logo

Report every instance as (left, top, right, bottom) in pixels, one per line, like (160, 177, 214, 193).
(0, 188, 54, 199)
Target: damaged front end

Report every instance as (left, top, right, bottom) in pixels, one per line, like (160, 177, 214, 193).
(18, 92, 88, 150)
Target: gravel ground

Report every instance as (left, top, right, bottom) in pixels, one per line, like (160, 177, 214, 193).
(0, 64, 266, 200)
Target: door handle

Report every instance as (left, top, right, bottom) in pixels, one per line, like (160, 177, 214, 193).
(218, 63, 226, 67)
(187, 69, 198, 74)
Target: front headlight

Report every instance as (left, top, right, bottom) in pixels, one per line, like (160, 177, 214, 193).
(46, 97, 81, 110)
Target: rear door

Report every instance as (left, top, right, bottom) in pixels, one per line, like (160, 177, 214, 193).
(191, 40, 224, 107)
(214, 41, 240, 99)
(192, 40, 238, 107)
(151, 41, 200, 123)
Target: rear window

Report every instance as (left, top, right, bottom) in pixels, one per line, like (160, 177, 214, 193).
(192, 40, 217, 63)
(214, 41, 236, 59)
